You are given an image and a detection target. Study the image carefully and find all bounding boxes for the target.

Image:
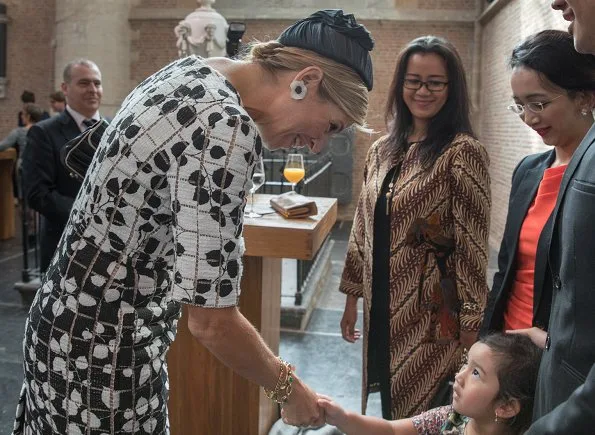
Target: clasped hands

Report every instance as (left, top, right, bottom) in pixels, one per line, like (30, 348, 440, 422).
(279, 376, 327, 428)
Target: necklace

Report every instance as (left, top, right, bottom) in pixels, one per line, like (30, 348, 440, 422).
(385, 167, 400, 216)
(385, 140, 419, 216)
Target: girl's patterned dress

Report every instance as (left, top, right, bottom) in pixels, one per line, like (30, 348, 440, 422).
(412, 406, 469, 434)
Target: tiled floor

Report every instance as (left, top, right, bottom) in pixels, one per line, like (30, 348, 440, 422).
(0, 215, 497, 434)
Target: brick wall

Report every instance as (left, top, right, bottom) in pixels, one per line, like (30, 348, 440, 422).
(139, 0, 177, 7)
(131, 20, 180, 84)
(478, 0, 566, 247)
(418, 0, 475, 9)
(0, 0, 56, 139)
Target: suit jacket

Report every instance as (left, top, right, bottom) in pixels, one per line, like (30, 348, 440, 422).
(527, 124, 595, 433)
(22, 110, 82, 271)
(480, 150, 555, 335)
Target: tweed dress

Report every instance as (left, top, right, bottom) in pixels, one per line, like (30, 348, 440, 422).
(13, 56, 261, 434)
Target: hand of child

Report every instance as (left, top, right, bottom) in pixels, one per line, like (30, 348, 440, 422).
(317, 394, 348, 428)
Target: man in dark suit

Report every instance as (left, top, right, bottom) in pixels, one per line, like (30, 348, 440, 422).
(526, 1, 595, 433)
(22, 59, 103, 272)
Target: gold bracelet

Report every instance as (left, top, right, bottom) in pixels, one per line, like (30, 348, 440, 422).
(264, 357, 294, 404)
(264, 358, 292, 403)
(265, 359, 287, 400)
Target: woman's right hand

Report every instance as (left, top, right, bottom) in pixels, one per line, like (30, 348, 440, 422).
(340, 295, 361, 343)
(280, 375, 324, 428)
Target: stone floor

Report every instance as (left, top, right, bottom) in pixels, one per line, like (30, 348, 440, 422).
(278, 220, 382, 420)
(0, 217, 32, 435)
(0, 214, 497, 434)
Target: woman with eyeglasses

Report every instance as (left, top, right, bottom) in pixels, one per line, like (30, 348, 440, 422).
(339, 35, 491, 420)
(480, 30, 595, 349)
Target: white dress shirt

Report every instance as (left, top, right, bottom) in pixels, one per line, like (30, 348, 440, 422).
(65, 105, 101, 133)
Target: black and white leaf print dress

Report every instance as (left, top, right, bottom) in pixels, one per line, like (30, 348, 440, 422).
(13, 56, 262, 434)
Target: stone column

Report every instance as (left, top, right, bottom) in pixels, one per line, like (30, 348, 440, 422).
(54, 0, 139, 117)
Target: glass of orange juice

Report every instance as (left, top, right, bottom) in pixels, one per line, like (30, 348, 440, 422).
(284, 154, 305, 192)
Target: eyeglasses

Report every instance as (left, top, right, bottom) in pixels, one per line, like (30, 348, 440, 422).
(507, 95, 563, 115)
(403, 79, 448, 92)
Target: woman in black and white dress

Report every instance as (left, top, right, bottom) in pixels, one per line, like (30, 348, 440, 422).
(13, 10, 373, 434)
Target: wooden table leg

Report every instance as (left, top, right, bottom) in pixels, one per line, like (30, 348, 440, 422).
(168, 256, 282, 435)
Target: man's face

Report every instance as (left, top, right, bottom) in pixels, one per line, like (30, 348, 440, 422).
(552, 0, 595, 54)
(61, 64, 102, 118)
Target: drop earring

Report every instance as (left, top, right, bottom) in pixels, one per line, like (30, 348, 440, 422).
(494, 412, 500, 423)
(290, 80, 307, 100)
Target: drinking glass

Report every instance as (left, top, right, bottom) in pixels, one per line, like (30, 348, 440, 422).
(246, 157, 265, 218)
(283, 154, 305, 192)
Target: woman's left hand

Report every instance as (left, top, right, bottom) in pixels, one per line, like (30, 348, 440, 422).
(506, 327, 547, 349)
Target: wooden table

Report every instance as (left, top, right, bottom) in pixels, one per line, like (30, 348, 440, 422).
(0, 148, 16, 240)
(167, 194, 337, 435)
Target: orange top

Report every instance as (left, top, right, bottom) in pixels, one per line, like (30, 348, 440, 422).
(504, 164, 567, 331)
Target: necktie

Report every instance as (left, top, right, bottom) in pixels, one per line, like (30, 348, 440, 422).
(82, 119, 96, 128)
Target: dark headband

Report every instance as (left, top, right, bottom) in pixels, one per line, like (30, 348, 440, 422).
(278, 9, 374, 91)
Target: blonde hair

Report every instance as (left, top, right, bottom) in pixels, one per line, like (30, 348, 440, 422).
(246, 41, 370, 131)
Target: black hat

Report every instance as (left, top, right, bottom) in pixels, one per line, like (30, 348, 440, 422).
(278, 9, 374, 91)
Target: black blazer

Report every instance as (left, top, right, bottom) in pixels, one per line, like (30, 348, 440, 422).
(22, 111, 82, 271)
(481, 150, 556, 336)
(527, 124, 595, 433)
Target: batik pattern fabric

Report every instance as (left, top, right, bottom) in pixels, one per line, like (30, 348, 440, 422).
(12, 55, 261, 434)
(340, 134, 491, 418)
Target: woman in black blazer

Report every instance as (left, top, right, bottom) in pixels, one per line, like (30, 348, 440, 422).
(481, 30, 595, 347)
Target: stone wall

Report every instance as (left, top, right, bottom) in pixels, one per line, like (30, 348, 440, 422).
(54, 0, 137, 118)
(0, 0, 56, 138)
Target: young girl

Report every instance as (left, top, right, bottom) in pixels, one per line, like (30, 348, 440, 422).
(314, 333, 541, 435)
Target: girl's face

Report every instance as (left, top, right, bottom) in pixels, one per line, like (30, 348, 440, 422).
(510, 66, 592, 149)
(452, 342, 501, 420)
